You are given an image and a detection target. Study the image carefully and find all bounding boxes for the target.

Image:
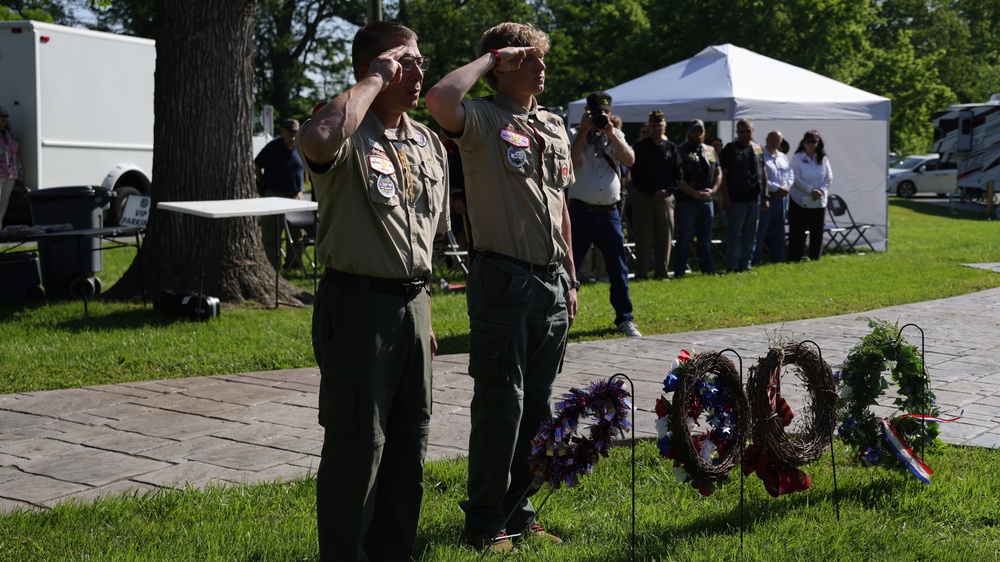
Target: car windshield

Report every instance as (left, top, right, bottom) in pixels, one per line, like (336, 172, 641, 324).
(894, 156, 930, 170)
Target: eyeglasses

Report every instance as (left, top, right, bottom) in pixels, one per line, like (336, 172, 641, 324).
(398, 56, 429, 71)
(804, 138, 818, 144)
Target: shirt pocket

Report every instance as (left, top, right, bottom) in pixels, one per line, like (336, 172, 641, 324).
(418, 158, 445, 213)
(365, 152, 401, 207)
(544, 142, 572, 189)
(500, 141, 533, 177)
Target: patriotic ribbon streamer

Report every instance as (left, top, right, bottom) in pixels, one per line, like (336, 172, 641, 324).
(877, 418, 934, 484)
(899, 413, 963, 424)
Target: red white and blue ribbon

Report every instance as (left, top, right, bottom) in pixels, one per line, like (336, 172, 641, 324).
(877, 418, 933, 484)
(898, 413, 963, 424)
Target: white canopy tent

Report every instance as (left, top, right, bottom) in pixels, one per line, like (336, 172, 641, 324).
(566, 44, 892, 251)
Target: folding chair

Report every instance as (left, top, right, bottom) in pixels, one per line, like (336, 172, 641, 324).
(443, 230, 469, 276)
(282, 209, 319, 292)
(825, 194, 874, 251)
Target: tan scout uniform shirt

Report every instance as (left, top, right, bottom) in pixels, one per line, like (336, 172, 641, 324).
(454, 92, 574, 265)
(298, 111, 450, 279)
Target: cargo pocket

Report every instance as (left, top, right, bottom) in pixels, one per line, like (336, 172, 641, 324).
(468, 318, 512, 386)
(317, 366, 357, 433)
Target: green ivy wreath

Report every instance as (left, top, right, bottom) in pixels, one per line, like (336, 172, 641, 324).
(836, 318, 941, 470)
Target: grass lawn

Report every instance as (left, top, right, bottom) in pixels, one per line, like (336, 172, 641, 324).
(1, 441, 998, 560)
(2, 198, 999, 394)
(1, 198, 999, 560)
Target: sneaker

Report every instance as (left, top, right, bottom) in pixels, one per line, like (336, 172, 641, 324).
(519, 522, 563, 544)
(616, 320, 642, 338)
(464, 530, 519, 553)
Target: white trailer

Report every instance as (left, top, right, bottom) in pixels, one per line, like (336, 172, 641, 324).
(931, 94, 1000, 204)
(0, 20, 154, 224)
(0, 20, 273, 226)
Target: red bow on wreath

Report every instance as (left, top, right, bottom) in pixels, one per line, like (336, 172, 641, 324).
(742, 444, 811, 497)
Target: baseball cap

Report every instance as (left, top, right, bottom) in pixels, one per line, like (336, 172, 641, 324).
(687, 119, 705, 131)
(648, 110, 665, 123)
(586, 92, 613, 110)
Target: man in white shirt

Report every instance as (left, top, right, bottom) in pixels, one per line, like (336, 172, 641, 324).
(753, 130, 794, 265)
(568, 92, 641, 337)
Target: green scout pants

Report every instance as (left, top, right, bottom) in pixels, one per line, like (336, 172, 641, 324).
(313, 274, 432, 561)
(461, 253, 571, 535)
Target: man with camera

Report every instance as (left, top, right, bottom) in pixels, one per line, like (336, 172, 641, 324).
(568, 92, 641, 337)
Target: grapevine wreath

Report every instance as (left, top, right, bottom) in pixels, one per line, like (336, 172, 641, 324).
(655, 350, 749, 496)
(744, 341, 837, 497)
(528, 377, 633, 489)
(837, 318, 957, 483)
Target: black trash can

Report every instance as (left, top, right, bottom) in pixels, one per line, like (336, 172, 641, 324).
(26, 186, 115, 299)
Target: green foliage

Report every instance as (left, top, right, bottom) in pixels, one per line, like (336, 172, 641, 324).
(837, 317, 941, 470)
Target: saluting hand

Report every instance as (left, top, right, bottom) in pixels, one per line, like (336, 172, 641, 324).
(494, 46, 544, 72)
(367, 45, 409, 89)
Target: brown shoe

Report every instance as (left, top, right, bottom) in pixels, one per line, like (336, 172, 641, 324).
(464, 530, 520, 553)
(520, 523, 562, 544)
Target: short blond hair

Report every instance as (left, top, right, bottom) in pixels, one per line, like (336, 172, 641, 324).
(477, 23, 550, 89)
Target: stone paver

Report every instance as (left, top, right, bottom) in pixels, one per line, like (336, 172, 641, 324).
(1, 286, 999, 512)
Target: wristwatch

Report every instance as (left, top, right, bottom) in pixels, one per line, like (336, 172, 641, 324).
(569, 280, 581, 291)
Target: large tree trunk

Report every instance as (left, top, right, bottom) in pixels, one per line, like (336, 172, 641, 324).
(106, 0, 307, 306)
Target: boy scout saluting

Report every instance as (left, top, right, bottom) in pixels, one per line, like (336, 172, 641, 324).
(426, 22, 578, 553)
(297, 21, 449, 562)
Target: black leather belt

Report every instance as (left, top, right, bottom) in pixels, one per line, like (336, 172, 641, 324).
(570, 199, 618, 212)
(324, 269, 427, 299)
(481, 250, 561, 275)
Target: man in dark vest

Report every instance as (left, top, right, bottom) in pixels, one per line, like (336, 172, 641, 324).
(720, 118, 768, 273)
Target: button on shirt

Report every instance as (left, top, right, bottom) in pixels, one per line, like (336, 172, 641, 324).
(790, 152, 833, 208)
(764, 149, 794, 196)
(297, 111, 450, 279)
(568, 128, 624, 206)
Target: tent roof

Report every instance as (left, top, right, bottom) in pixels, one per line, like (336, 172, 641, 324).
(565, 44, 890, 124)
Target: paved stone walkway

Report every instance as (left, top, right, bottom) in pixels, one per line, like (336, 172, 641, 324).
(2, 286, 999, 513)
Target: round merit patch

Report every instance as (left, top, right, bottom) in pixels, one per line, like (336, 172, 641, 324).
(507, 146, 528, 168)
(414, 131, 427, 147)
(377, 175, 396, 198)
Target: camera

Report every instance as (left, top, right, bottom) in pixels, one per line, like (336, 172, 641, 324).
(588, 103, 609, 130)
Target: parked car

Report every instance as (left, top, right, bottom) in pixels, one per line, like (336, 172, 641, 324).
(887, 154, 957, 197)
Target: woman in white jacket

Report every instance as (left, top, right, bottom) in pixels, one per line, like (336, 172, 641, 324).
(788, 130, 832, 261)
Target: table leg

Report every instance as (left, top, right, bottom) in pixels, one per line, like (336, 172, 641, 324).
(274, 214, 280, 308)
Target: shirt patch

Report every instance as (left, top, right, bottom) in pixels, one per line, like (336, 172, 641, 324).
(546, 122, 560, 134)
(507, 146, 528, 168)
(414, 131, 428, 147)
(561, 164, 569, 180)
(369, 139, 387, 153)
(368, 155, 396, 175)
(376, 175, 396, 198)
(500, 127, 531, 148)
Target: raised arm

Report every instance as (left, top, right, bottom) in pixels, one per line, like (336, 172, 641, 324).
(426, 46, 543, 135)
(298, 45, 408, 164)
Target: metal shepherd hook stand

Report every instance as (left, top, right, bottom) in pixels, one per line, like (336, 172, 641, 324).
(795, 339, 840, 522)
(483, 373, 637, 561)
(712, 349, 747, 549)
(893, 323, 929, 460)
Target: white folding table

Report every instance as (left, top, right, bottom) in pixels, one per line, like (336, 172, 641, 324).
(157, 197, 319, 308)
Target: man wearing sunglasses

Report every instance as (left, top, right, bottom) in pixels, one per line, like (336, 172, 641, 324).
(297, 21, 449, 561)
